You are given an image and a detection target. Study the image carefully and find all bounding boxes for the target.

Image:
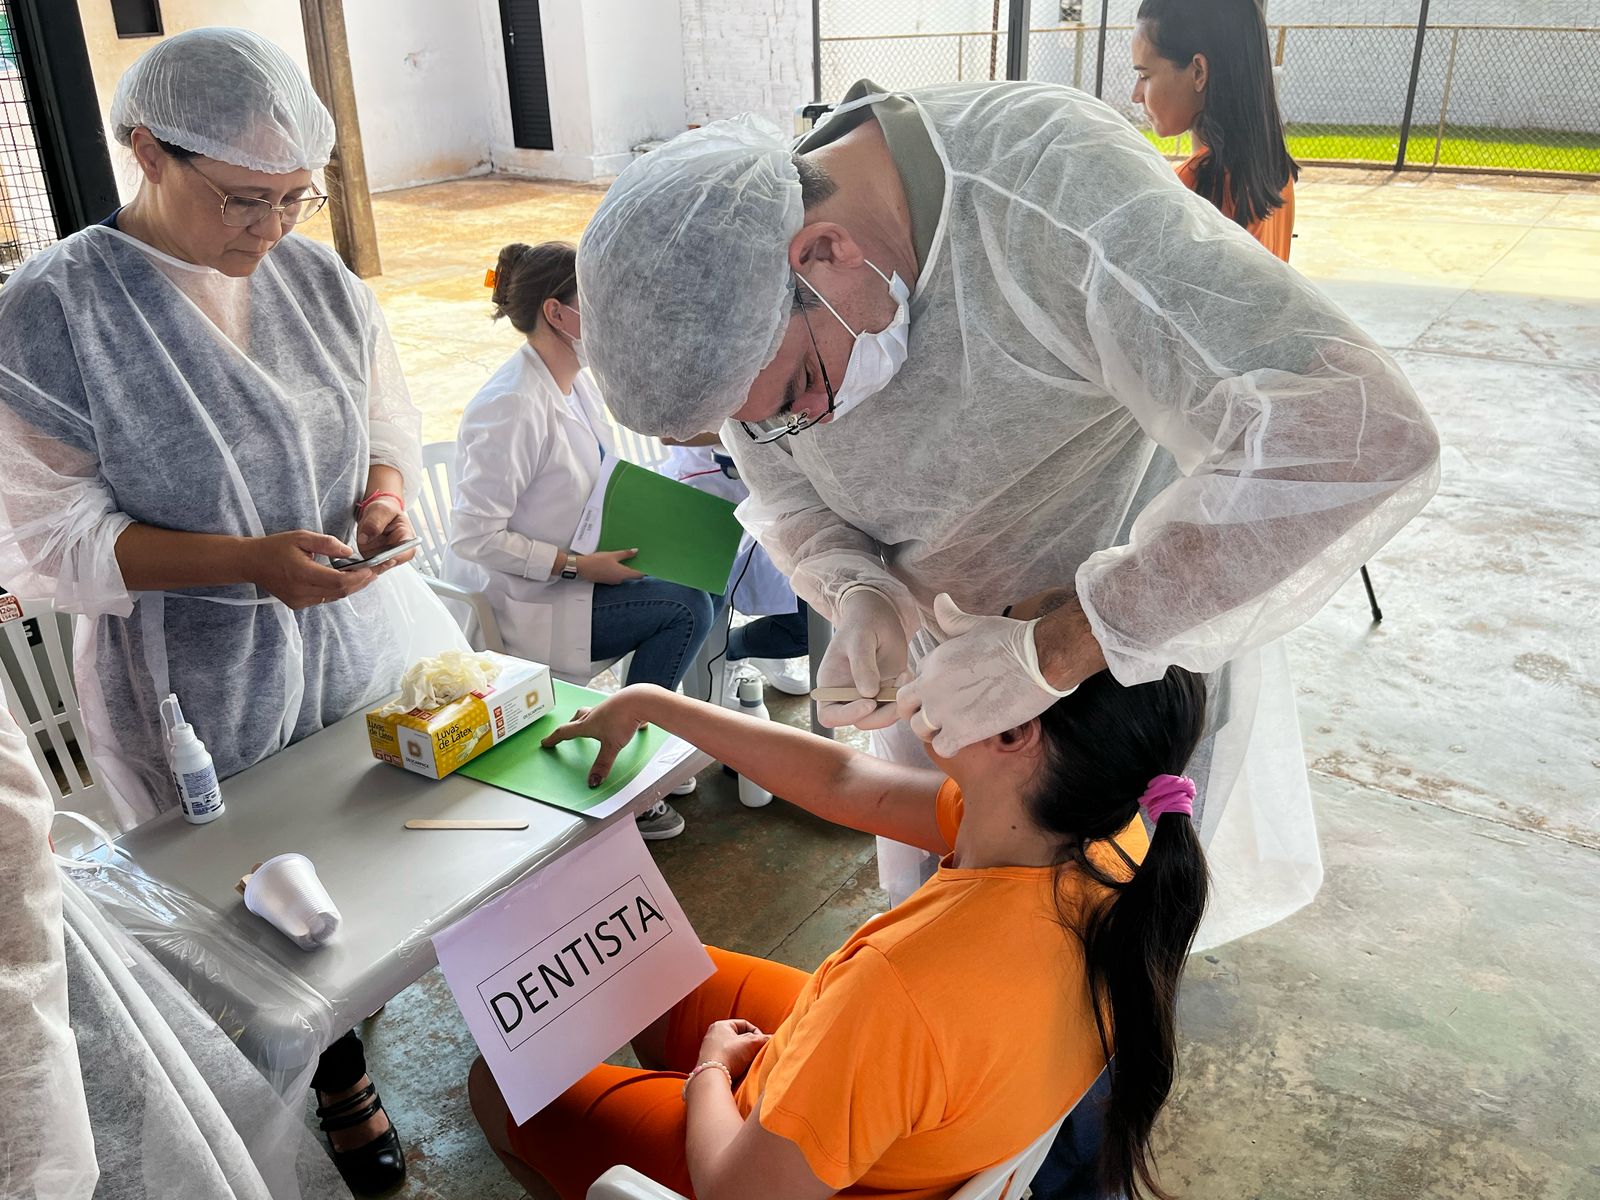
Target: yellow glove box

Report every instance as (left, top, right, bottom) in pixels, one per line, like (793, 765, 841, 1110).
(368, 653, 554, 779)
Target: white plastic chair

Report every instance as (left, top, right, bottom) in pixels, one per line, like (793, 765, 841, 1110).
(602, 419, 671, 470)
(0, 601, 103, 810)
(586, 1112, 1068, 1200)
(419, 440, 632, 684)
(413, 440, 506, 652)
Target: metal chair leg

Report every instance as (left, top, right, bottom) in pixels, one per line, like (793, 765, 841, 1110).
(1360, 564, 1382, 624)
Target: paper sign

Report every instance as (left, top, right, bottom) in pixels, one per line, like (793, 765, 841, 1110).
(433, 820, 714, 1122)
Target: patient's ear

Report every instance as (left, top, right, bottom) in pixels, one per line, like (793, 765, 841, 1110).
(992, 719, 1044, 758)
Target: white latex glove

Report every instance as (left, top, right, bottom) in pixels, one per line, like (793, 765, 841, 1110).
(814, 586, 910, 730)
(896, 593, 1075, 757)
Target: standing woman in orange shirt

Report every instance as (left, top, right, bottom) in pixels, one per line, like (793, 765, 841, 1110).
(1132, 0, 1300, 261)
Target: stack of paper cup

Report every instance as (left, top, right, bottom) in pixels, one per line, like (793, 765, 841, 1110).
(243, 853, 342, 951)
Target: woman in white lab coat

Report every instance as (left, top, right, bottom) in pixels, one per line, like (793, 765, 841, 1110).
(444, 242, 715, 839)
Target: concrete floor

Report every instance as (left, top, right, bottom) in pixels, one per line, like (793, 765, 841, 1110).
(309, 167, 1600, 1199)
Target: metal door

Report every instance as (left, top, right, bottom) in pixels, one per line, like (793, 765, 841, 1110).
(498, 0, 555, 151)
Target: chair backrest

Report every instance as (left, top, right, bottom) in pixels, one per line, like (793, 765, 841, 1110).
(604, 419, 670, 470)
(0, 603, 101, 808)
(950, 1112, 1071, 1200)
(413, 441, 459, 578)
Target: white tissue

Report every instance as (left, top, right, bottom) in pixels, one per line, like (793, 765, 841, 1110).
(380, 650, 500, 715)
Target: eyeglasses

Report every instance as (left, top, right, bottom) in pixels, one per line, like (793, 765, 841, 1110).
(183, 158, 329, 228)
(740, 285, 837, 445)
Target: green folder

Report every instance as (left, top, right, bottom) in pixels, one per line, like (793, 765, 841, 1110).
(458, 681, 671, 814)
(572, 459, 743, 594)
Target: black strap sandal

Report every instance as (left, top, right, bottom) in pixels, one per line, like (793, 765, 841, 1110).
(315, 1081, 407, 1196)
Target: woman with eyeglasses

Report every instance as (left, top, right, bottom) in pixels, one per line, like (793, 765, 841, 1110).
(443, 240, 717, 842)
(0, 27, 459, 1193)
(1132, 0, 1300, 261)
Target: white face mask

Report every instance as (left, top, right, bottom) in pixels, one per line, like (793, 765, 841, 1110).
(557, 304, 589, 369)
(796, 259, 911, 423)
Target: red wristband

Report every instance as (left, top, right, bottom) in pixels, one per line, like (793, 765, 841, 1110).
(356, 490, 404, 517)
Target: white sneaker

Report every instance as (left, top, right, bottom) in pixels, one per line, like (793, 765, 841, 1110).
(745, 656, 811, 696)
(670, 775, 697, 796)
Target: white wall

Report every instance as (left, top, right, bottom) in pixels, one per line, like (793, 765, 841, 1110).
(343, 0, 496, 189)
(491, 0, 688, 182)
(586, 0, 688, 159)
(682, 0, 813, 130)
(76, 0, 821, 192)
(77, 0, 499, 194)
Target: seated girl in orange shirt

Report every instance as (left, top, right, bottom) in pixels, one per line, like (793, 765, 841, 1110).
(468, 591, 1212, 1200)
(1132, 0, 1300, 262)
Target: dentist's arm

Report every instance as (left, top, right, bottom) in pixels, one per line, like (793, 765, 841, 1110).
(541, 685, 948, 853)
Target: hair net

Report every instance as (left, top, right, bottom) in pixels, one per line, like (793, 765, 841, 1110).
(110, 27, 335, 173)
(577, 115, 804, 439)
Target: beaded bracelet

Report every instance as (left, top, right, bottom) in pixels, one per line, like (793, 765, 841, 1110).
(681, 1060, 733, 1101)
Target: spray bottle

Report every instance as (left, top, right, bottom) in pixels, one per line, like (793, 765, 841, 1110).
(159, 693, 225, 824)
(734, 677, 774, 809)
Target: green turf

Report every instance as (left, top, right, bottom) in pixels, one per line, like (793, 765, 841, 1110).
(1144, 123, 1600, 174)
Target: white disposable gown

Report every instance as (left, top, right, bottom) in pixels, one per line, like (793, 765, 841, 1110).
(0, 707, 96, 1198)
(720, 84, 1440, 943)
(0, 224, 455, 826)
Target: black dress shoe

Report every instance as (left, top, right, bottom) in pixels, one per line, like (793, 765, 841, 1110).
(315, 1081, 406, 1196)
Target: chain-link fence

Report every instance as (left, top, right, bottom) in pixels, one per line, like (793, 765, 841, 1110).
(818, 7, 1600, 178)
(0, 2, 63, 272)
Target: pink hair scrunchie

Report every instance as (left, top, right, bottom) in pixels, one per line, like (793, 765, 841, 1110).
(1139, 774, 1196, 822)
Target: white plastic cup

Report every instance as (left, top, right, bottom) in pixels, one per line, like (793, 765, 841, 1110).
(243, 853, 342, 951)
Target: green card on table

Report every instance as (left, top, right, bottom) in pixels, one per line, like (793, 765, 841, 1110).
(457, 681, 670, 814)
(570, 458, 743, 594)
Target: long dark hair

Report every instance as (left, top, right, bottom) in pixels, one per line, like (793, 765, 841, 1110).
(490, 241, 577, 334)
(1026, 666, 1209, 1200)
(1137, 0, 1299, 228)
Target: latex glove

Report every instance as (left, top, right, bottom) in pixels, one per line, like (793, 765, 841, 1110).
(814, 586, 910, 730)
(896, 593, 1075, 757)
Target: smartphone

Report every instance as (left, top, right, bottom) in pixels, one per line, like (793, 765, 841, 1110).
(330, 537, 422, 572)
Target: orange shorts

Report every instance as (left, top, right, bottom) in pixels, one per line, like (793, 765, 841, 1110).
(504, 945, 810, 1200)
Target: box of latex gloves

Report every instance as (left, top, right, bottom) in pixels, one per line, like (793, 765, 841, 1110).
(368, 651, 553, 779)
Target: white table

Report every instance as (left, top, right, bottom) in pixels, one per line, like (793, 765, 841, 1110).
(109, 708, 707, 1075)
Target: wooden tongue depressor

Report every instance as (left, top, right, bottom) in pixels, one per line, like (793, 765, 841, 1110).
(810, 686, 899, 704)
(236, 861, 264, 896)
(404, 818, 531, 831)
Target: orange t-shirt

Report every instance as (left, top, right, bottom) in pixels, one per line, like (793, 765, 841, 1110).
(1176, 152, 1295, 262)
(735, 780, 1148, 1198)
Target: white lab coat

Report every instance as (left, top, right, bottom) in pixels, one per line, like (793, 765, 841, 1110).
(444, 345, 616, 682)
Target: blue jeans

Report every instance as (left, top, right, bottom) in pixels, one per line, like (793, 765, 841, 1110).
(590, 578, 716, 691)
(728, 601, 809, 661)
(1029, 1067, 1120, 1199)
